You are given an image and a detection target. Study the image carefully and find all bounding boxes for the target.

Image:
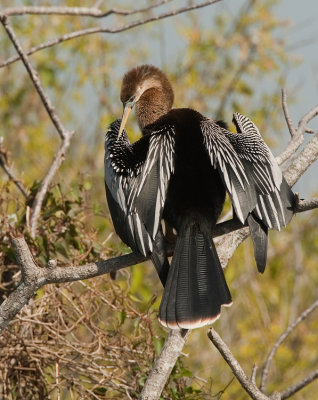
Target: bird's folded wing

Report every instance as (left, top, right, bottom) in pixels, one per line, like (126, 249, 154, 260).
(201, 113, 294, 231)
(104, 119, 175, 256)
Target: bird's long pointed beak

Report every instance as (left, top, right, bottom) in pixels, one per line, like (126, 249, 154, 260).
(118, 105, 132, 139)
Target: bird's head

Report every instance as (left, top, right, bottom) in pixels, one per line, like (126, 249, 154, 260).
(118, 64, 174, 138)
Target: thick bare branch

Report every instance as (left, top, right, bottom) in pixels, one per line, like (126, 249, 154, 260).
(260, 299, 318, 392)
(139, 329, 191, 400)
(216, 227, 250, 268)
(0, 236, 146, 333)
(1, 1, 172, 18)
(208, 328, 271, 400)
(293, 195, 318, 213)
(0, 0, 221, 69)
(284, 132, 318, 187)
(0, 217, 248, 333)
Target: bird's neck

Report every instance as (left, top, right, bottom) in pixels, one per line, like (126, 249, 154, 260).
(135, 88, 172, 130)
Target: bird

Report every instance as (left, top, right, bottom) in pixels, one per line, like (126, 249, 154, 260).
(104, 64, 294, 329)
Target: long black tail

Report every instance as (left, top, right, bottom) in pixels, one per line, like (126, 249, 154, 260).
(158, 223, 232, 329)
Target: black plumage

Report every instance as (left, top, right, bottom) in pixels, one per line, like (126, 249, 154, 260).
(104, 65, 294, 329)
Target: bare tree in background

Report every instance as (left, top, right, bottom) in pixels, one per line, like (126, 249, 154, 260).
(0, 1, 318, 399)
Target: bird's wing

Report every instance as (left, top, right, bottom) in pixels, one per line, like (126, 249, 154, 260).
(104, 119, 175, 257)
(201, 112, 294, 231)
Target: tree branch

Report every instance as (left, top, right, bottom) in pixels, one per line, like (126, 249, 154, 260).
(293, 195, 318, 213)
(1, 6, 318, 393)
(1, 197, 317, 370)
(0, 236, 146, 333)
(208, 328, 271, 400)
(0, 0, 221, 69)
(0, 138, 28, 197)
(260, 299, 318, 393)
(28, 132, 74, 238)
(280, 369, 318, 400)
(277, 101, 318, 167)
(0, 16, 75, 237)
(1, 2, 173, 18)
(139, 329, 191, 399)
(216, 42, 256, 118)
(284, 131, 318, 187)
(0, 16, 69, 141)
(281, 88, 297, 138)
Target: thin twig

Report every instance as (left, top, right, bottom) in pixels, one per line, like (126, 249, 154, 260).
(0, 140, 28, 197)
(277, 102, 318, 173)
(280, 369, 318, 399)
(276, 97, 318, 167)
(208, 328, 270, 400)
(281, 89, 297, 138)
(297, 104, 318, 137)
(1, 1, 172, 18)
(251, 364, 258, 386)
(0, 0, 221, 69)
(216, 44, 256, 118)
(0, 16, 69, 141)
(260, 299, 318, 392)
(28, 132, 74, 238)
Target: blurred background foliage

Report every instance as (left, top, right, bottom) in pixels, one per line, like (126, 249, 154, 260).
(0, 0, 317, 398)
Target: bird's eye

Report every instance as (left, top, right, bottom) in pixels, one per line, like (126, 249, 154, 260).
(126, 96, 135, 107)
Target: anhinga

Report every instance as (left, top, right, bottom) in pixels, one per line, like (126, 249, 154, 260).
(104, 65, 294, 329)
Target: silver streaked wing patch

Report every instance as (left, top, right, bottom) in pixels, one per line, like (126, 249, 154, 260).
(105, 120, 175, 256)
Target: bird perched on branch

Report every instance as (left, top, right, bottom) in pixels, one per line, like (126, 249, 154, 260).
(104, 65, 294, 329)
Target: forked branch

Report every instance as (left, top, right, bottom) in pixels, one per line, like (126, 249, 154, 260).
(0, 236, 146, 333)
(0, 15, 74, 237)
(277, 91, 318, 166)
(208, 299, 318, 400)
(208, 328, 271, 400)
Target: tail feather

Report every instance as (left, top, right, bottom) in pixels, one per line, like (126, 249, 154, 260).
(247, 213, 268, 273)
(158, 223, 232, 329)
